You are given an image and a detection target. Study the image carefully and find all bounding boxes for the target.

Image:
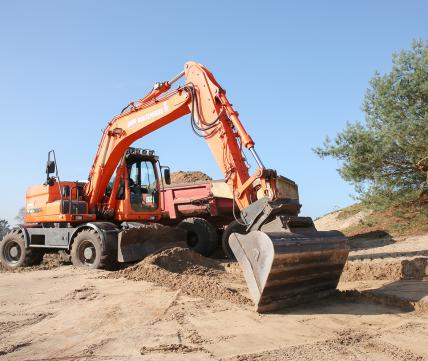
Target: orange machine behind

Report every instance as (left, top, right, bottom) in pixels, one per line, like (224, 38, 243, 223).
(25, 182, 95, 223)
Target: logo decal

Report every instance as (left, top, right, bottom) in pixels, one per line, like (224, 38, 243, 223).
(128, 102, 169, 129)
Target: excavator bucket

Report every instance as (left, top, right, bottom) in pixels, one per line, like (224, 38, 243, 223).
(229, 226, 349, 313)
(118, 223, 187, 262)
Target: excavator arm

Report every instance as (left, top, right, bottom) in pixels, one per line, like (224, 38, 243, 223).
(85, 61, 276, 214)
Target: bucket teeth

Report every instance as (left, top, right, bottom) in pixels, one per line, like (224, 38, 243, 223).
(229, 230, 349, 313)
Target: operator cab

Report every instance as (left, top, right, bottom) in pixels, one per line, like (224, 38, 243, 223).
(125, 148, 159, 212)
(104, 147, 171, 221)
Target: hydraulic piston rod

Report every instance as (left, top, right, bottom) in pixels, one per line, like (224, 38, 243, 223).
(249, 147, 265, 169)
(168, 70, 185, 86)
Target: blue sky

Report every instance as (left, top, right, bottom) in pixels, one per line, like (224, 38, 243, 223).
(0, 1, 427, 225)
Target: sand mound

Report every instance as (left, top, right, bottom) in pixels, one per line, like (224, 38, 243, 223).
(315, 208, 372, 231)
(146, 246, 222, 275)
(170, 171, 212, 184)
(108, 247, 251, 306)
(341, 257, 428, 282)
(0, 253, 63, 273)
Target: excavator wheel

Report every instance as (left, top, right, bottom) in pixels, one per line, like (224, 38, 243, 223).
(0, 230, 44, 270)
(71, 229, 115, 270)
(178, 217, 217, 257)
(222, 220, 247, 260)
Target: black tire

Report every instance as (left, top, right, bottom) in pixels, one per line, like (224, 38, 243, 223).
(222, 220, 247, 260)
(0, 230, 44, 270)
(70, 229, 115, 270)
(177, 217, 218, 257)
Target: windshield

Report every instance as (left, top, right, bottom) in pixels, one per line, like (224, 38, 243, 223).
(128, 160, 159, 212)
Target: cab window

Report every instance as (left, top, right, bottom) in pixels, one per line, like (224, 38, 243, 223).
(127, 160, 158, 212)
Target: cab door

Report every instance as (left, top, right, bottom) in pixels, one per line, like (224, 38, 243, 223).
(120, 158, 162, 221)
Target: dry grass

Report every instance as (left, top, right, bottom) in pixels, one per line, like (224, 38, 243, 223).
(336, 204, 365, 220)
(342, 202, 428, 238)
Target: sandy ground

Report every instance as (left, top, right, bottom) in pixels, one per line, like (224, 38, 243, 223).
(0, 265, 427, 361)
(1, 206, 427, 360)
(1, 234, 427, 361)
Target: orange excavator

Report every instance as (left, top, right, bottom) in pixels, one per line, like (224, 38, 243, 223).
(0, 62, 349, 312)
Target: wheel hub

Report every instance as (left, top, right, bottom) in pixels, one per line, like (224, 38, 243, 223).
(3, 240, 21, 263)
(9, 246, 19, 258)
(83, 247, 94, 261)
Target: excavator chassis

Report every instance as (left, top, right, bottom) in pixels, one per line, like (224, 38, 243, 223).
(229, 199, 349, 313)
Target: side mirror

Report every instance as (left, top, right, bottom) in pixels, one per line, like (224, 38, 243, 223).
(163, 168, 171, 185)
(46, 160, 56, 174)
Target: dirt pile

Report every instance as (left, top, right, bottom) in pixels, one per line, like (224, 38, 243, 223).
(170, 171, 212, 184)
(315, 207, 372, 232)
(341, 257, 428, 282)
(108, 247, 251, 306)
(337, 286, 428, 313)
(0, 253, 62, 273)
